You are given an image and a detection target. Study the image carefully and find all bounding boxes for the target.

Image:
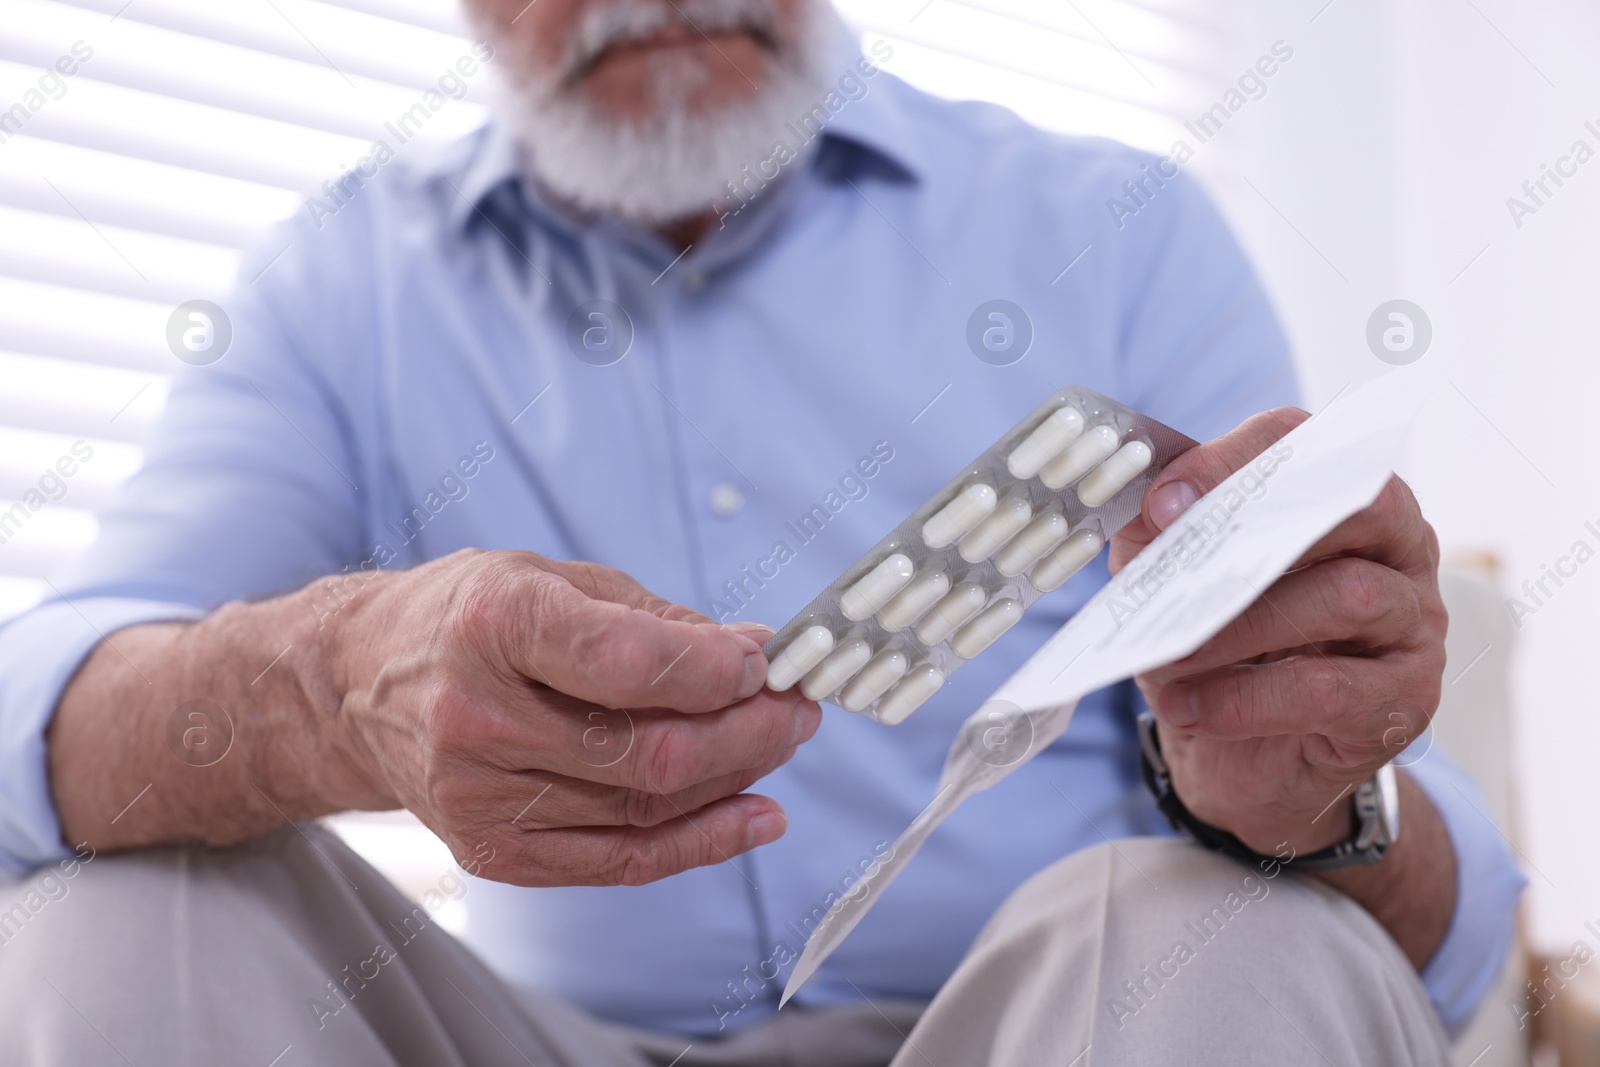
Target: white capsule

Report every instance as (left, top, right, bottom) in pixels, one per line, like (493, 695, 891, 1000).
(922, 483, 997, 549)
(994, 512, 1070, 577)
(800, 639, 872, 701)
(877, 569, 951, 631)
(1076, 441, 1154, 508)
(838, 649, 909, 713)
(950, 598, 1024, 659)
(765, 626, 834, 692)
(1039, 424, 1122, 490)
(914, 582, 989, 645)
(1030, 528, 1106, 592)
(839, 553, 916, 621)
(958, 496, 1033, 563)
(875, 664, 945, 725)
(1006, 406, 1086, 479)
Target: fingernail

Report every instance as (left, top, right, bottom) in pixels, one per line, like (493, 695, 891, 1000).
(792, 703, 821, 745)
(745, 810, 787, 849)
(723, 622, 776, 646)
(1159, 685, 1199, 727)
(739, 652, 767, 699)
(717, 630, 762, 656)
(1148, 481, 1198, 531)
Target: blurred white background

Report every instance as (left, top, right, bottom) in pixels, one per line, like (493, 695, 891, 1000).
(1, 0, 1595, 1045)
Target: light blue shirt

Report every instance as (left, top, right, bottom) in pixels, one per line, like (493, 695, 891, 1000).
(0, 62, 1521, 1037)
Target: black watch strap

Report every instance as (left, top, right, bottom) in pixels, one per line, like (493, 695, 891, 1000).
(1136, 713, 1388, 871)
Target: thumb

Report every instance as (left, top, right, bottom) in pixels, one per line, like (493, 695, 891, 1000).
(1109, 407, 1307, 572)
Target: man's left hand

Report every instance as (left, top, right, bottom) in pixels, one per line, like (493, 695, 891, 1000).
(1110, 408, 1448, 858)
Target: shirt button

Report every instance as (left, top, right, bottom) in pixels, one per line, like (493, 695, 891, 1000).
(708, 483, 744, 518)
(683, 271, 707, 292)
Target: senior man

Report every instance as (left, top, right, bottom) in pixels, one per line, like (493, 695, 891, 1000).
(0, 0, 1520, 1063)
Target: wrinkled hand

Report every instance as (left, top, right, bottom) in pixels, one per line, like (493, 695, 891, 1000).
(1110, 409, 1446, 855)
(321, 549, 817, 886)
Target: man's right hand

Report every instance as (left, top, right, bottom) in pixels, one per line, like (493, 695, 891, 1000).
(322, 550, 817, 887)
(48, 549, 818, 888)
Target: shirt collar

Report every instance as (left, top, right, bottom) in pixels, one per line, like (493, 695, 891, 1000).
(442, 58, 923, 236)
(443, 122, 525, 235)
(809, 58, 923, 184)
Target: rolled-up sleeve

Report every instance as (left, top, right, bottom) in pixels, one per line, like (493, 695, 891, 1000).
(1407, 755, 1528, 1035)
(0, 214, 369, 874)
(0, 598, 204, 871)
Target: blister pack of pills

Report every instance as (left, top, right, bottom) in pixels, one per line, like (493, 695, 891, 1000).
(761, 388, 1196, 724)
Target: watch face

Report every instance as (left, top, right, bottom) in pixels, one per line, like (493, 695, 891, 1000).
(1376, 763, 1401, 843)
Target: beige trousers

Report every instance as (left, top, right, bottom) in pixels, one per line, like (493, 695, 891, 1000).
(0, 824, 1451, 1066)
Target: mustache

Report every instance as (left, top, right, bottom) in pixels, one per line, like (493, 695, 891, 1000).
(560, 0, 785, 84)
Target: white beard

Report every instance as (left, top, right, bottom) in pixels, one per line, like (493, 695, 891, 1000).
(475, 0, 850, 224)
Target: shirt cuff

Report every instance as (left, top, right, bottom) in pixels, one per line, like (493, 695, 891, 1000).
(1406, 756, 1528, 1037)
(0, 597, 205, 875)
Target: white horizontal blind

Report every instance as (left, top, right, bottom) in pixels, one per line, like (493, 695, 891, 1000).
(0, 0, 1218, 622)
(841, 0, 1222, 151)
(0, 0, 488, 620)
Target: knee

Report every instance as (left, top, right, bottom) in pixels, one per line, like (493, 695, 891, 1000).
(1000, 836, 1331, 924)
(0, 822, 383, 998)
(0, 826, 436, 1064)
(988, 836, 1390, 977)
(0, 826, 306, 973)
(976, 838, 1448, 1058)
(0, 841, 181, 967)
(0, 842, 99, 960)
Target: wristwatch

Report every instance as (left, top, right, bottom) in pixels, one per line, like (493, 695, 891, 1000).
(1136, 713, 1400, 871)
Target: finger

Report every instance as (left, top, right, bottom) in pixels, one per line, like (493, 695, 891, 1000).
(460, 559, 770, 712)
(459, 684, 820, 794)
(1151, 653, 1430, 742)
(1288, 477, 1439, 577)
(509, 793, 787, 887)
(565, 689, 819, 795)
(503, 747, 799, 831)
(1110, 408, 1306, 572)
(1146, 558, 1423, 683)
